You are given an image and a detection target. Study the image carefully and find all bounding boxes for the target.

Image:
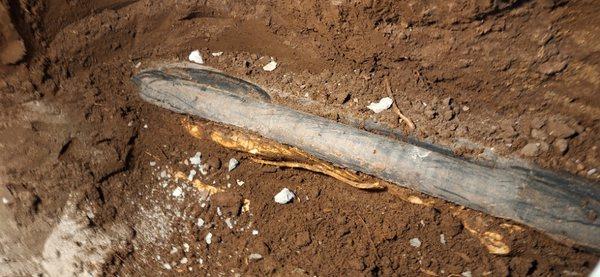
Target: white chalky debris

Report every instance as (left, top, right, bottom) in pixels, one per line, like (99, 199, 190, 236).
(205, 232, 213, 244)
(217, 207, 223, 216)
(143, 124, 148, 129)
(367, 97, 393, 113)
(197, 218, 205, 228)
(200, 202, 207, 208)
(2, 197, 9, 204)
(461, 271, 472, 277)
(227, 183, 232, 188)
(187, 169, 197, 181)
(274, 188, 295, 204)
(127, 121, 133, 127)
(199, 164, 209, 175)
(180, 257, 188, 264)
(149, 161, 156, 166)
(248, 253, 263, 260)
(251, 230, 259, 236)
(228, 158, 239, 171)
(440, 234, 446, 244)
(225, 218, 234, 229)
(236, 180, 245, 186)
(170, 247, 178, 254)
(172, 187, 183, 198)
(188, 50, 204, 64)
(198, 258, 204, 265)
(183, 243, 190, 252)
(588, 168, 597, 175)
(262, 60, 277, 71)
(163, 263, 172, 270)
(160, 170, 167, 178)
(211, 52, 223, 57)
(409, 238, 422, 248)
(189, 152, 202, 165)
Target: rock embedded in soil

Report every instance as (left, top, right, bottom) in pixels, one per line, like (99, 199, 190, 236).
(274, 188, 295, 204)
(547, 120, 577, 138)
(531, 129, 548, 141)
(553, 139, 569, 154)
(520, 142, 541, 157)
(409, 238, 422, 248)
(228, 158, 239, 171)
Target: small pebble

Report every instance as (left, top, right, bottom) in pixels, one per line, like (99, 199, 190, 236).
(225, 218, 234, 229)
(2, 197, 10, 204)
(189, 152, 202, 165)
(236, 180, 245, 186)
(211, 52, 223, 57)
(252, 229, 259, 236)
(183, 243, 190, 252)
(248, 253, 263, 260)
(189, 50, 204, 64)
(367, 97, 393, 113)
(143, 124, 148, 129)
(228, 158, 239, 171)
(172, 187, 183, 198)
(163, 263, 172, 270)
(274, 188, 295, 204)
(409, 238, 421, 248)
(197, 218, 205, 227)
(205, 232, 213, 244)
(149, 161, 156, 166)
(461, 271, 472, 277)
(187, 169, 197, 181)
(217, 207, 223, 216)
(180, 257, 188, 264)
(263, 60, 278, 71)
(588, 168, 597, 175)
(440, 234, 446, 244)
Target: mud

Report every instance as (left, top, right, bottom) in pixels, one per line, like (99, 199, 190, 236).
(0, 0, 598, 276)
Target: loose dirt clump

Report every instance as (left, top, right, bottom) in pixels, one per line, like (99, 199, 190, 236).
(0, 0, 598, 276)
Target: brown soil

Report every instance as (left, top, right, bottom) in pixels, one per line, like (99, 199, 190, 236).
(0, 0, 598, 276)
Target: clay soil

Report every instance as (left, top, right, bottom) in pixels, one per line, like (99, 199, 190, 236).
(1, 0, 599, 276)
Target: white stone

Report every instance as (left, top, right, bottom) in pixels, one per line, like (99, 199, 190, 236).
(587, 168, 597, 175)
(248, 253, 263, 260)
(187, 169, 197, 181)
(183, 243, 190, 252)
(236, 180, 245, 186)
(205, 232, 213, 244)
(180, 257, 188, 264)
(274, 188, 295, 204)
(163, 263, 172, 270)
(367, 97, 393, 113)
(461, 271, 472, 277)
(211, 52, 223, 57)
(262, 60, 277, 71)
(251, 230, 259, 236)
(409, 238, 421, 248)
(149, 161, 156, 166)
(228, 158, 239, 171)
(188, 50, 204, 64)
(440, 234, 446, 244)
(172, 187, 183, 198)
(189, 152, 202, 165)
(225, 218, 234, 229)
(197, 218, 205, 228)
